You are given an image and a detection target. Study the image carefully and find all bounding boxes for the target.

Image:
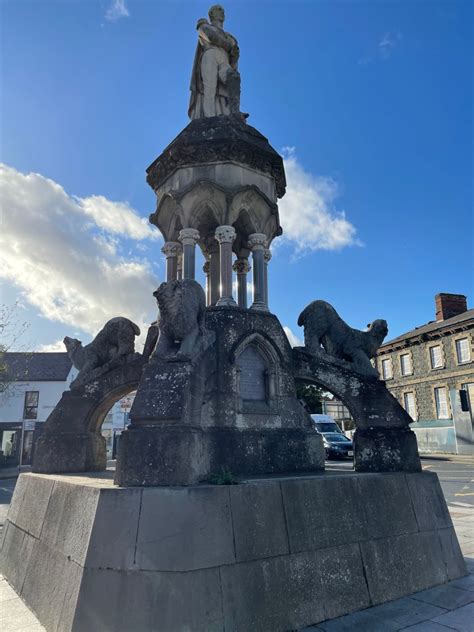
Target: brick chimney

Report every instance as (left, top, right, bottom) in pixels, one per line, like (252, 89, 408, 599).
(435, 293, 467, 321)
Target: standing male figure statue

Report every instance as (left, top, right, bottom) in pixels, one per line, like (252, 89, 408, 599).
(188, 5, 241, 119)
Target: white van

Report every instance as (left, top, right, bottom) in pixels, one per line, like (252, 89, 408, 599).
(310, 414, 343, 435)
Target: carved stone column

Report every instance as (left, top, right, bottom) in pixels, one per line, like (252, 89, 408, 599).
(233, 258, 251, 309)
(264, 248, 272, 309)
(178, 228, 200, 280)
(161, 241, 181, 282)
(248, 233, 267, 311)
(208, 245, 220, 306)
(177, 254, 183, 280)
(203, 259, 211, 306)
(215, 225, 237, 307)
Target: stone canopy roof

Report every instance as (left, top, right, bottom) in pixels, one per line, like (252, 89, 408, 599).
(146, 115, 287, 198)
(1, 352, 72, 382)
(379, 308, 474, 350)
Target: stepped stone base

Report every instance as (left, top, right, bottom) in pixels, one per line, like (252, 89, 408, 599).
(0, 471, 466, 632)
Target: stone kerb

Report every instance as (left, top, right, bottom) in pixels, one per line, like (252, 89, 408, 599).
(292, 347, 421, 472)
(32, 355, 145, 474)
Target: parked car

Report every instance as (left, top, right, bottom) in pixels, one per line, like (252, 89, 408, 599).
(321, 432, 354, 460)
(310, 414, 353, 460)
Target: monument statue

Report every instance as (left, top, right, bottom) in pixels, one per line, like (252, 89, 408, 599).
(63, 317, 140, 385)
(188, 4, 241, 119)
(152, 279, 213, 360)
(297, 300, 388, 377)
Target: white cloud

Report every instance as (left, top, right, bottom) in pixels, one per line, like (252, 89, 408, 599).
(80, 196, 157, 240)
(0, 164, 159, 343)
(283, 326, 303, 348)
(279, 149, 359, 253)
(36, 339, 66, 352)
(105, 0, 129, 21)
(359, 31, 403, 65)
(379, 32, 402, 60)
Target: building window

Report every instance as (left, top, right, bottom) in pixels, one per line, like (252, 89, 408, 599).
(455, 338, 471, 364)
(434, 387, 450, 419)
(400, 353, 413, 376)
(429, 345, 443, 369)
(381, 358, 393, 380)
(403, 392, 417, 420)
(23, 391, 39, 420)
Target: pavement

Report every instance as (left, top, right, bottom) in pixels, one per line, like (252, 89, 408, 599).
(0, 456, 473, 632)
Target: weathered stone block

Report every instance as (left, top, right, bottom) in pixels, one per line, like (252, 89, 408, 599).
(13, 474, 54, 539)
(21, 540, 81, 632)
(220, 552, 325, 632)
(85, 487, 142, 570)
(115, 426, 211, 486)
(406, 471, 453, 531)
(41, 479, 100, 566)
(74, 567, 224, 632)
(0, 522, 36, 595)
(361, 531, 448, 604)
(353, 473, 418, 538)
(281, 476, 366, 552)
(34, 431, 107, 474)
(316, 543, 371, 620)
(230, 481, 289, 562)
(135, 486, 235, 571)
(5, 473, 28, 525)
(437, 527, 467, 581)
(354, 426, 421, 472)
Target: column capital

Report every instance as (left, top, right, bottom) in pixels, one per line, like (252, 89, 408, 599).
(178, 228, 200, 246)
(248, 233, 267, 251)
(161, 241, 182, 258)
(203, 261, 210, 274)
(215, 225, 236, 244)
(264, 249, 272, 263)
(233, 258, 251, 274)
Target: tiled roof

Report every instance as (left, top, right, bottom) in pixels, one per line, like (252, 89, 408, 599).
(0, 352, 72, 382)
(380, 308, 474, 349)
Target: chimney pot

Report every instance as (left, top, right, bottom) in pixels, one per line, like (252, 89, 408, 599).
(435, 293, 467, 321)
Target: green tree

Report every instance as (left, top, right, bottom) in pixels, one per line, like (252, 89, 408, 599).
(296, 382, 324, 414)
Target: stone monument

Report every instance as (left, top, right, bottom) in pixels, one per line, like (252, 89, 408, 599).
(0, 6, 466, 631)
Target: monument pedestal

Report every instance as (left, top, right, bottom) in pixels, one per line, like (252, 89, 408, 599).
(116, 308, 326, 486)
(1, 471, 466, 632)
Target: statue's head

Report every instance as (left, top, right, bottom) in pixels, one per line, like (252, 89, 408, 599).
(63, 336, 81, 353)
(368, 319, 389, 342)
(208, 4, 225, 25)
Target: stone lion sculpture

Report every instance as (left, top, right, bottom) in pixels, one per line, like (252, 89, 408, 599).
(297, 300, 388, 377)
(64, 317, 140, 381)
(152, 279, 212, 360)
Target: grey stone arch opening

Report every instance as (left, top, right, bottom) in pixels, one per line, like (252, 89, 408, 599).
(231, 332, 282, 410)
(33, 356, 145, 474)
(292, 347, 421, 472)
(87, 382, 139, 434)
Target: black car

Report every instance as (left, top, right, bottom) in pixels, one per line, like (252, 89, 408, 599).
(321, 432, 354, 460)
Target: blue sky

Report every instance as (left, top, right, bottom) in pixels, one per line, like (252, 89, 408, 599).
(1, 0, 472, 351)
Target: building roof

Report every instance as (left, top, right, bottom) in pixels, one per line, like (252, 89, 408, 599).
(0, 352, 72, 382)
(379, 308, 474, 350)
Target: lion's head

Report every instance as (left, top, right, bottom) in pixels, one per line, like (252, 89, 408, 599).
(367, 319, 388, 344)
